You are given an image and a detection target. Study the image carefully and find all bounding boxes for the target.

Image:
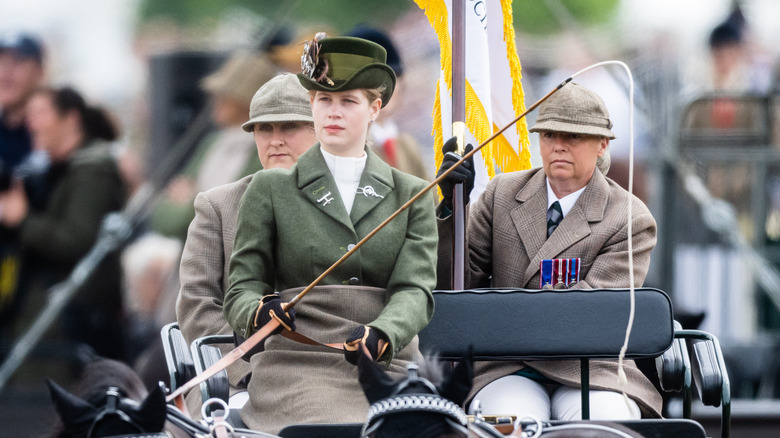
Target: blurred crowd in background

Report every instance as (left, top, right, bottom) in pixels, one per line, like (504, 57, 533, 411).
(2, 0, 780, 425)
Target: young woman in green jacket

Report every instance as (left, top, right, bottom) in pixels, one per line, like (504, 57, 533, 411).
(224, 35, 437, 433)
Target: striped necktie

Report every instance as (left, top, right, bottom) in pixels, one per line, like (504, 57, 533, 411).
(547, 201, 563, 238)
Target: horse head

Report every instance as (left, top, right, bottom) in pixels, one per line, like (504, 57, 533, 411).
(357, 348, 474, 438)
(47, 358, 167, 438)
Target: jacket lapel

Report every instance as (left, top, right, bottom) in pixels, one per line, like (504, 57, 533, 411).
(350, 148, 394, 225)
(296, 144, 354, 231)
(522, 170, 609, 282)
(509, 171, 548, 273)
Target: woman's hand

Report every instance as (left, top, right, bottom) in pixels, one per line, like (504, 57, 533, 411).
(252, 294, 296, 335)
(344, 325, 388, 365)
(0, 180, 29, 227)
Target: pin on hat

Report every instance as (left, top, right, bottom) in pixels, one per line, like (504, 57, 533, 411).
(297, 34, 396, 107)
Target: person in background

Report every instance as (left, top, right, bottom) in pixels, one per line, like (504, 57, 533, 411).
(122, 233, 182, 364)
(176, 73, 317, 416)
(0, 32, 45, 171)
(223, 36, 437, 433)
(0, 86, 127, 359)
(0, 32, 46, 351)
(684, 4, 772, 95)
(436, 82, 660, 421)
(149, 52, 277, 242)
(347, 25, 429, 180)
(124, 53, 279, 388)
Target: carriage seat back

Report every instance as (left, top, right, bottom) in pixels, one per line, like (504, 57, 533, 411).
(658, 321, 689, 393)
(190, 334, 232, 406)
(161, 322, 196, 391)
(691, 336, 725, 407)
(419, 288, 674, 361)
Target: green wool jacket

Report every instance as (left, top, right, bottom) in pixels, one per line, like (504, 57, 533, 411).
(224, 144, 437, 360)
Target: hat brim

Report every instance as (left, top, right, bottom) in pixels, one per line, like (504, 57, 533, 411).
(241, 113, 314, 132)
(529, 120, 616, 140)
(0, 47, 41, 63)
(297, 63, 396, 108)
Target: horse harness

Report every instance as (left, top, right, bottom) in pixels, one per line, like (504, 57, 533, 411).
(87, 386, 170, 438)
(361, 363, 470, 438)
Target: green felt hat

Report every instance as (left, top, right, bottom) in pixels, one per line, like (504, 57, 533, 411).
(297, 36, 396, 108)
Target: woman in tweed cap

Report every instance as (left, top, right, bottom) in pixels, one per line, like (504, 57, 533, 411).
(436, 82, 660, 421)
(175, 73, 317, 417)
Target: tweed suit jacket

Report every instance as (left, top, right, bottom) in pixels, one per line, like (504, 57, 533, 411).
(176, 175, 253, 395)
(225, 144, 437, 360)
(437, 167, 662, 416)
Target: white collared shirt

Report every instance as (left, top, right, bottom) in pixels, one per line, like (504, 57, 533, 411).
(321, 148, 366, 214)
(546, 179, 586, 219)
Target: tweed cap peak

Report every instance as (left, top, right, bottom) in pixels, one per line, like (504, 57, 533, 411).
(242, 73, 313, 132)
(530, 82, 616, 139)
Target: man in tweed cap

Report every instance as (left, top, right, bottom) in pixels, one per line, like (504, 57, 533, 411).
(436, 82, 659, 420)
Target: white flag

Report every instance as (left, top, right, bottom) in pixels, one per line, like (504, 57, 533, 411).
(416, 0, 532, 199)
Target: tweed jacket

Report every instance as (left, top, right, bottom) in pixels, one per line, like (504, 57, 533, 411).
(150, 131, 262, 242)
(175, 176, 253, 407)
(225, 144, 437, 360)
(437, 167, 661, 416)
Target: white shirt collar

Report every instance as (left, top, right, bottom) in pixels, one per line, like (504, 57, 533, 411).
(320, 148, 366, 213)
(320, 148, 366, 183)
(546, 178, 586, 218)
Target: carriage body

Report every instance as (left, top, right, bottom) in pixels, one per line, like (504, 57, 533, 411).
(159, 287, 730, 438)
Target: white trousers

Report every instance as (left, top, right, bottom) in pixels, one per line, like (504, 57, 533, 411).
(229, 390, 249, 409)
(468, 375, 641, 421)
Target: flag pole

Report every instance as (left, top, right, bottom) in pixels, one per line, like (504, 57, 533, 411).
(451, 0, 466, 290)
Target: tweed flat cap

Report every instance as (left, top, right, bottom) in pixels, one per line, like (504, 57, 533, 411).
(242, 73, 313, 132)
(529, 82, 616, 139)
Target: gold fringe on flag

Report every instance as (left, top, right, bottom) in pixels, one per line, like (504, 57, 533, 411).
(500, 0, 532, 172)
(416, 0, 532, 190)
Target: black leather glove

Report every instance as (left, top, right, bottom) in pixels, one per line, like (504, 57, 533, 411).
(252, 294, 296, 335)
(344, 325, 388, 365)
(436, 136, 475, 209)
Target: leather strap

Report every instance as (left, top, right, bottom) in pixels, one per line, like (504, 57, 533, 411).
(212, 413, 231, 438)
(281, 329, 344, 350)
(166, 319, 281, 404)
(172, 394, 189, 418)
(166, 320, 345, 409)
